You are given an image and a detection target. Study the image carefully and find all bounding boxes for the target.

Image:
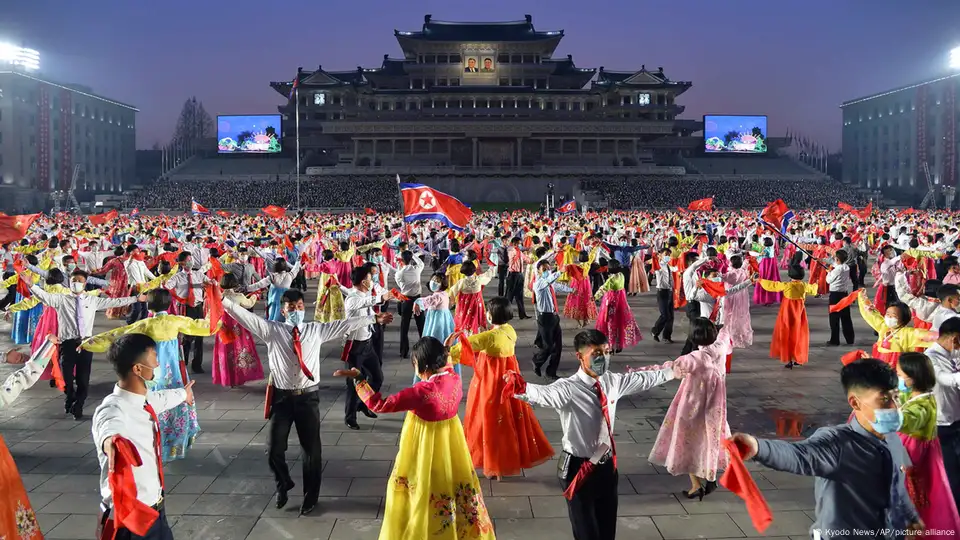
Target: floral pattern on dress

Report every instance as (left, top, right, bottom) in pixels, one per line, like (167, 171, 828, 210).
(429, 482, 493, 537)
(15, 500, 39, 539)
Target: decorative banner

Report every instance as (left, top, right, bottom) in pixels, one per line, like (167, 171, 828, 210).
(946, 82, 956, 187)
(61, 89, 73, 191)
(38, 85, 50, 190)
(916, 85, 927, 189)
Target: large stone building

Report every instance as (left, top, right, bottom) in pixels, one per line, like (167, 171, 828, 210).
(841, 72, 959, 201)
(269, 14, 698, 190)
(0, 69, 137, 211)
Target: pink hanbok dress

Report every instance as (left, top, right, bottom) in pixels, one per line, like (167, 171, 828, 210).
(595, 273, 641, 350)
(721, 268, 754, 348)
(628, 251, 650, 293)
(753, 246, 781, 305)
(648, 327, 733, 481)
(212, 292, 264, 387)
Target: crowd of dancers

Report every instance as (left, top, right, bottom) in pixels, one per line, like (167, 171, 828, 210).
(0, 203, 959, 539)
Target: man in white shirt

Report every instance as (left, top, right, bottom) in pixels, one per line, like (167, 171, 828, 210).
(21, 270, 143, 420)
(393, 250, 425, 358)
(165, 252, 207, 373)
(878, 245, 902, 308)
(507, 329, 683, 540)
(651, 248, 677, 343)
(826, 250, 855, 346)
(895, 274, 960, 332)
(124, 245, 157, 324)
(680, 252, 710, 355)
(343, 265, 393, 430)
(224, 288, 391, 515)
(92, 333, 195, 540)
(925, 317, 960, 513)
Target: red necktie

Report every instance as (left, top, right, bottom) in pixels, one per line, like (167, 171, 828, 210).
(186, 271, 195, 307)
(550, 284, 558, 313)
(292, 327, 315, 381)
(594, 381, 617, 469)
(142, 402, 164, 489)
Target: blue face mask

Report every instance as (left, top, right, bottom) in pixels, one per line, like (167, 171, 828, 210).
(870, 407, 903, 434)
(898, 378, 910, 394)
(136, 364, 159, 391)
(429, 281, 441, 292)
(286, 310, 305, 327)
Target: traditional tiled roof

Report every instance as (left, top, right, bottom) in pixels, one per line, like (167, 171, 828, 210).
(395, 14, 561, 42)
(593, 66, 691, 91)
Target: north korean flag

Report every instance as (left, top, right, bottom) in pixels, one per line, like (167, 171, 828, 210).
(130, 208, 140, 218)
(399, 183, 472, 230)
(556, 200, 577, 214)
(191, 199, 210, 216)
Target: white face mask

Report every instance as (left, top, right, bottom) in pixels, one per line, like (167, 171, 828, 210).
(429, 281, 441, 292)
(70, 281, 85, 294)
(286, 310, 305, 327)
(884, 316, 900, 329)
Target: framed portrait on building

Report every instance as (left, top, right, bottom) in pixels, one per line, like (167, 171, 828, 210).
(464, 56, 480, 73)
(480, 56, 495, 72)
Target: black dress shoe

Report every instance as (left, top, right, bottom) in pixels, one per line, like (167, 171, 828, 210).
(64, 401, 74, 415)
(652, 332, 660, 342)
(73, 409, 84, 421)
(276, 490, 289, 509)
(825, 341, 840, 347)
(664, 338, 674, 344)
(191, 364, 205, 374)
(299, 500, 317, 516)
(345, 419, 360, 430)
(361, 409, 378, 419)
(532, 363, 542, 377)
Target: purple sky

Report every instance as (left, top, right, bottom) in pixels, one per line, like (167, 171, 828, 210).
(4, 0, 958, 150)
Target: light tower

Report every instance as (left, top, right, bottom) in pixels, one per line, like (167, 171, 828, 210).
(950, 46, 960, 71)
(0, 43, 40, 71)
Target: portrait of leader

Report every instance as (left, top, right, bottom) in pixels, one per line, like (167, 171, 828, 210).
(481, 57, 495, 72)
(464, 57, 479, 73)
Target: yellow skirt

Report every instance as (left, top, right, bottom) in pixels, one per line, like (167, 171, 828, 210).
(380, 414, 495, 540)
(446, 264, 464, 304)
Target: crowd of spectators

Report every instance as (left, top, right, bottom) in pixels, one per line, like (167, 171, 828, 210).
(127, 177, 400, 210)
(581, 177, 873, 209)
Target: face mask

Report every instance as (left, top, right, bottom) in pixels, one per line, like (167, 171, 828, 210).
(286, 310, 305, 327)
(65, 263, 77, 273)
(429, 281, 440, 292)
(589, 353, 610, 376)
(869, 407, 903, 434)
(884, 316, 900, 329)
(710, 277, 722, 282)
(373, 255, 383, 263)
(136, 364, 158, 391)
(70, 281, 85, 294)
(486, 313, 494, 326)
(898, 378, 910, 394)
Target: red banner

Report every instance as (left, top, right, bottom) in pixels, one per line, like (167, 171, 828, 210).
(60, 89, 73, 191)
(38, 85, 50, 190)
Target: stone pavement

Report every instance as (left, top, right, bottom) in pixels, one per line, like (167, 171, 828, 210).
(0, 281, 870, 540)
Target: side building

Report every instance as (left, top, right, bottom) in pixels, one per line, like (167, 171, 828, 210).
(841, 73, 959, 203)
(0, 69, 137, 211)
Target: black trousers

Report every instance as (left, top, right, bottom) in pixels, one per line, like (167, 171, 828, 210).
(679, 301, 700, 356)
(60, 338, 92, 413)
(181, 304, 205, 370)
(505, 271, 527, 318)
(532, 312, 562, 376)
(884, 285, 900, 307)
(939, 421, 960, 515)
(292, 269, 307, 291)
(372, 323, 385, 365)
(127, 301, 148, 324)
(114, 508, 174, 540)
(652, 288, 674, 340)
(344, 340, 383, 423)
(268, 389, 323, 504)
(398, 295, 425, 357)
(560, 457, 618, 540)
(828, 291, 855, 345)
(497, 265, 509, 296)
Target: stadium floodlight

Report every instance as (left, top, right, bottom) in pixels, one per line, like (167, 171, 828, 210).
(0, 43, 40, 71)
(951, 47, 960, 70)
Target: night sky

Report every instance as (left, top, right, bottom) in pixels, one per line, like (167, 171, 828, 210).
(4, 0, 958, 150)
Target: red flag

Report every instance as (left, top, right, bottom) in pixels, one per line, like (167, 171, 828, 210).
(262, 205, 286, 218)
(283, 235, 295, 252)
(207, 258, 225, 281)
(204, 284, 223, 336)
(720, 439, 773, 533)
(841, 349, 868, 366)
(855, 202, 873, 220)
(400, 183, 472, 230)
(759, 199, 788, 229)
(364, 208, 376, 216)
(700, 280, 727, 299)
(89, 209, 119, 226)
(0, 213, 40, 244)
(687, 197, 714, 211)
(897, 208, 917, 218)
(837, 202, 854, 212)
(216, 210, 231, 218)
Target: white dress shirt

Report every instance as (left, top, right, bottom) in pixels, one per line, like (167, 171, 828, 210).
(392, 254, 424, 297)
(92, 385, 187, 506)
(926, 343, 960, 426)
(879, 256, 902, 285)
(343, 289, 382, 341)
(826, 263, 853, 293)
(165, 270, 207, 306)
(223, 298, 374, 389)
(516, 367, 674, 459)
(895, 273, 960, 331)
(124, 259, 157, 286)
(249, 261, 301, 291)
(30, 285, 137, 340)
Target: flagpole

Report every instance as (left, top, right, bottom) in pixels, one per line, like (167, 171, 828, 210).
(395, 174, 407, 242)
(295, 87, 301, 210)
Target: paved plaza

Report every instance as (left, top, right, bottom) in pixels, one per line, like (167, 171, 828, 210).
(0, 281, 865, 540)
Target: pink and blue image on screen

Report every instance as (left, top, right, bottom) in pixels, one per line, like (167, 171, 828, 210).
(703, 115, 767, 154)
(217, 114, 282, 153)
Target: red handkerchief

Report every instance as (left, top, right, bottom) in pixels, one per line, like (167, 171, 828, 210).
(829, 290, 860, 313)
(720, 438, 772, 533)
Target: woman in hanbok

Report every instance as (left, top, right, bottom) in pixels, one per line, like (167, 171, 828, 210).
(649, 319, 733, 500)
(896, 352, 960, 538)
(249, 258, 301, 321)
(721, 255, 754, 349)
(449, 261, 496, 335)
(449, 297, 554, 479)
(628, 244, 650, 295)
(857, 293, 934, 368)
(101, 247, 132, 320)
(7, 269, 69, 385)
(442, 238, 466, 294)
(753, 236, 781, 306)
(334, 337, 495, 540)
(413, 273, 457, 383)
(563, 253, 598, 327)
(4, 258, 44, 346)
(212, 273, 264, 388)
(314, 272, 346, 323)
(759, 265, 818, 368)
(594, 260, 642, 352)
(81, 289, 216, 461)
(0, 336, 55, 540)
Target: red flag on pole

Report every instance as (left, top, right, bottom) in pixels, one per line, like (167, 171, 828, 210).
(687, 197, 714, 211)
(0, 213, 40, 244)
(262, 205, 286, 218)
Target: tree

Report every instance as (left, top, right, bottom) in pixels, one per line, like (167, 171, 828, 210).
(170, 97, 215, 146)
(236, 131, 253, 147)
(751, 127, 763, 139)
(723, 130, 739, 146)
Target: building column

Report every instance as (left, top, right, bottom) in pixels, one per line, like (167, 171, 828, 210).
(516, 138, 522, 167)
(473, 137, 479, 168)
(410, 138, 414, 155)
(372, 139, 377, 164)
(428, 138, 433, 155)
(633, 138, 638, 161)
(614, 139, 620, 163)
(559, 138, 564, 156)
(391, 139, 396, 159)
(578, 139, 583, 158)
(353, 138, 359, 163)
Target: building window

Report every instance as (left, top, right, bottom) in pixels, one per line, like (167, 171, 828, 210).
(511, 78, 521, 86)
(498, 54, 509, 64)
(637, 93, 650, 106)
(424, 55, 436, 64)
(437, 55, 447, 63)
(450, 78, 459, 87)
(499, 77, 509, 86)
(450, 54, 461, 63)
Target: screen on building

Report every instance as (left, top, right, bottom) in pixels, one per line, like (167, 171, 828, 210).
(703, 115, 768, 154)
(217, 114, 282, 153)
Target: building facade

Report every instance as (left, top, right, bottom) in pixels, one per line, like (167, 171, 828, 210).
(0, 70, 137, 207)
(841, 73, 959, 198)
(270, 15, 699, 171)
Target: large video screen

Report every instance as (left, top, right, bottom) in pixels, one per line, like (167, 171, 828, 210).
(703, 115, 767, 154)
(217, 114, 282, 154)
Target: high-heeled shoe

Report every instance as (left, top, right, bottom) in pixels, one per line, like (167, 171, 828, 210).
(681, 487, 705, 501)
(704, 480, 718, 495)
